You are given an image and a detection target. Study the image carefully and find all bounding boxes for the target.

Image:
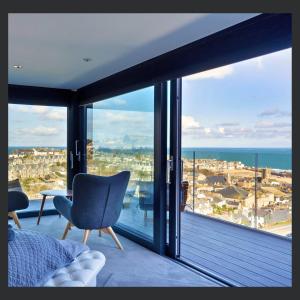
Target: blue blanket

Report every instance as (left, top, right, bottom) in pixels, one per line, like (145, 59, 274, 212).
(8, 229, 88, 287)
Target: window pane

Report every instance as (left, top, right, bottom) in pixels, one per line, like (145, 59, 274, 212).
(181, 49, 292, 236)
(8, 104, 67, 211)
(87, 86, 154, 240)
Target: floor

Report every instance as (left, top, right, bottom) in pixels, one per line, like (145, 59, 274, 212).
(11, 215, 221, 287)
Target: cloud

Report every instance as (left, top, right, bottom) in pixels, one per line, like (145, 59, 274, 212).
(185, 65, 234, 80)
(182, 115, 201, 131)
(204, 128, 211, 134)
(258, 108, 291, 118)
(250, 56, 264, 70)
(218, 127, 225, 134)
(95, 98, 127, 108)
(255, 120, 291, 128)
(13, 105, 67, 121)
(14, 105, 47, 114)
(32, 106, 48, 114)
(45, 111, 66, 121)
(90, 109, 154, 149)
(215, 122, 239, 127)
(103, 111, 144, 123)
(17, 126, 59, 136)
(112, 99, 127, 105)
(13, 105, 30, 113)
(182, 122, 291, 141)
(252, 129, 291, 139)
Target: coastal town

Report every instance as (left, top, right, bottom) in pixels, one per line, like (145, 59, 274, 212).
(182, 157, 292, 236)
(8, 146, 292, 237)
(8, 148, 67, 199)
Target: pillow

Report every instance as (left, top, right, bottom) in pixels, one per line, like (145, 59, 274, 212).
(8, 230, 88, 287)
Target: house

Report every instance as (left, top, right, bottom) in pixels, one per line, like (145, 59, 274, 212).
(7, 12, 292, 288)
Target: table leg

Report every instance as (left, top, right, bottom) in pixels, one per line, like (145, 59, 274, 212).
(37, 195, 46, 225)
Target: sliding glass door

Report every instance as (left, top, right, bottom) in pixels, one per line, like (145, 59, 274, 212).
(168, 48, 292, 286)
(86, 87, 155, 240)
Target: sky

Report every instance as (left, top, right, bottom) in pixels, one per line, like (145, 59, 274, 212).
(9, 48, 291, 148)
(87, 86, 154, 149)
(182, 48, 291, 148)
(9, 105, 67, 147)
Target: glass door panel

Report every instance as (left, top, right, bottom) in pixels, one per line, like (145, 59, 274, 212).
(86, 86, 155, 240)
(179, 49, 292, 286)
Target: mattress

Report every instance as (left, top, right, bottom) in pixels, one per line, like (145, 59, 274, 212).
(43, 250, 106, 287)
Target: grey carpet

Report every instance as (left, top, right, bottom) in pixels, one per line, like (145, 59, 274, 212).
(10, 215, 220, 287)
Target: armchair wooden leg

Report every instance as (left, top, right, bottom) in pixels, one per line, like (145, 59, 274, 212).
(9, 211, 21, 229)
(82, 230, 91, 244)
(62, 221, 72, 240)
(106, 227, 124, 250)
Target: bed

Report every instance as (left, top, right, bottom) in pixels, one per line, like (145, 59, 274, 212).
(8, 226, 106, 287)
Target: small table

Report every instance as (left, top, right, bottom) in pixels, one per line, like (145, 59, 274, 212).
(37, 189, 72, 225)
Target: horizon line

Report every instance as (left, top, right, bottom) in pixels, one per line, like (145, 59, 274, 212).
(8, 145, 292, 149)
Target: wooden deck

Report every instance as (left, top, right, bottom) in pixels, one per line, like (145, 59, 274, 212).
(181, 212, 292, 287)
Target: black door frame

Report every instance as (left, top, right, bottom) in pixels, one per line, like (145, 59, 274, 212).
(167, 78, 182, 258)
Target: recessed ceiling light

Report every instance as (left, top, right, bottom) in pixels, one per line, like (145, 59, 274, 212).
(82, 58, 92, 62)
(13, 65, 23, 69)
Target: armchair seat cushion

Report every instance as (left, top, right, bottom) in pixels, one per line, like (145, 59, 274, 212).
(53, 196, 73, 222)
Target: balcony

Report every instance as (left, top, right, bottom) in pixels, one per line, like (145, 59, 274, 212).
(119, 204, 292, 287)
(180, 211, 291, 287)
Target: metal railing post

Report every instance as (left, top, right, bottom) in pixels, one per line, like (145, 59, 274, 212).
(254, 153, 258, 229)
(193, 151, 196, 213)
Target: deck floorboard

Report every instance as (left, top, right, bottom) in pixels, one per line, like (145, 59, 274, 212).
(181, 212, 292, 287)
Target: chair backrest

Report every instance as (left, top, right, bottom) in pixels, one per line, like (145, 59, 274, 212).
(8, 191, 29, 212)
(8, 179, 29, 212)
(71, 171, 130, 229)
(8, 179, 23, 192)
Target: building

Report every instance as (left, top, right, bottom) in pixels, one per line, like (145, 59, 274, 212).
(262, 168, 271, 179)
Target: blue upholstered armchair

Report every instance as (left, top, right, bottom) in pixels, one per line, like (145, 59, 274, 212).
(53, 171, 130, 249)
(137, 181, 154, 219)
(8, 191, 29, 229)
(8, 179, 29, 229)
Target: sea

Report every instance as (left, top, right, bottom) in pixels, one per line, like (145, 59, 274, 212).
(181, 148, 292, 171)
(8, 146, 292, 172)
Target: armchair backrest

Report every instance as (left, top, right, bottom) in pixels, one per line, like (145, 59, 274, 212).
(8, 179, 23, 192)
(8, 191, 29, 212)
(8, 179, 29, 212)
(71, 171, 130, 229)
